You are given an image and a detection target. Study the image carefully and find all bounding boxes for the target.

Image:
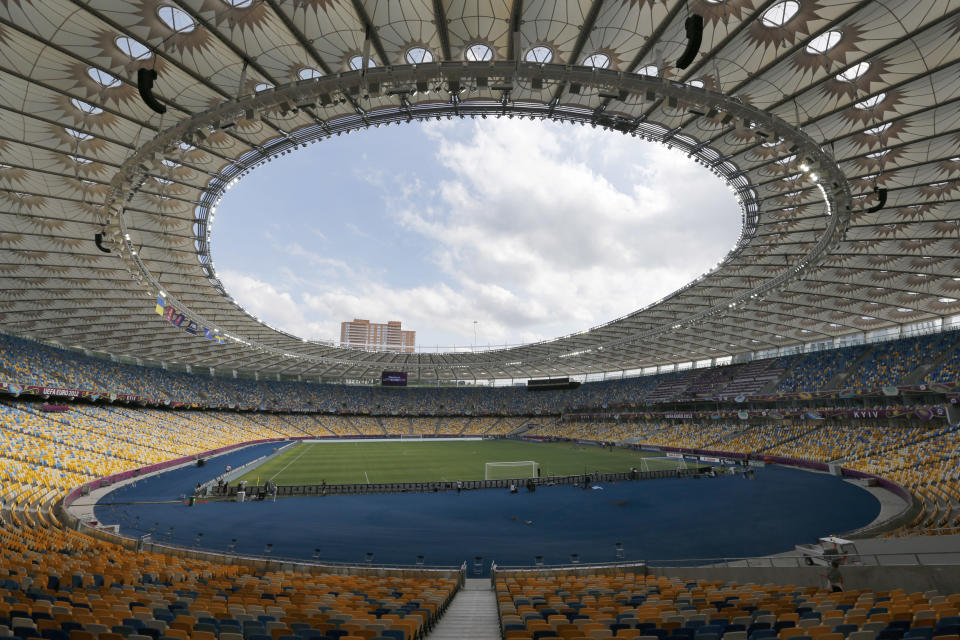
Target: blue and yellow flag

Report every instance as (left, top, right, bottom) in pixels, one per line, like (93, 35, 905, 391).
(155, 296, 165, 315)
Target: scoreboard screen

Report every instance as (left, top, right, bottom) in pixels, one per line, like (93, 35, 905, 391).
(381, 371, 408, 386)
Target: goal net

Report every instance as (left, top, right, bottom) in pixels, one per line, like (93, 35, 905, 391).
(484, 461, 540, 480)
(399, 434, 423, 440)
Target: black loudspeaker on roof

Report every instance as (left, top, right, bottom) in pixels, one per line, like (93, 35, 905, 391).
(676, 14, 704, 70)
(866, 188, 888, 213)
(93, 232, 111, 254)
(137, 68, 167, 115)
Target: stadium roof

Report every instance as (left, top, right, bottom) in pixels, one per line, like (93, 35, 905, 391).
(0, 0, 958, 383)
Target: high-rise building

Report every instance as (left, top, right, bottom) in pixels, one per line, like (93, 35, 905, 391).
(339, 319, 416, 353)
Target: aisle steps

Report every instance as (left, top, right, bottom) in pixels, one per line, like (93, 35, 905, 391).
(428, 578, 499, 640)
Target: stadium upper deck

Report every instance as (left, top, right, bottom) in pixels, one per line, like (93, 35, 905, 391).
(2, 330, 960, 414)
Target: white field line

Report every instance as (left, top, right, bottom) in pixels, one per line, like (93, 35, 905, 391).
(364, 471, 370, 483)
(268, 443, 311, 482)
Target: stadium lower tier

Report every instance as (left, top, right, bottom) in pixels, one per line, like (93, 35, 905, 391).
(0, 401, 558, 508)
(1, 399, 958, 537)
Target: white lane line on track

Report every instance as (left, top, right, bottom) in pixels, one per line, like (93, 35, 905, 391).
(269, 443, 311, 482)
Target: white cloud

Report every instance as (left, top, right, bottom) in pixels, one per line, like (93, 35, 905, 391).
(383, 120, 740, 344)
(220, 119, 741, 348)
(218, 270, 332, 340)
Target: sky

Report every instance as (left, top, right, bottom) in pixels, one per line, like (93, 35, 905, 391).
(213, 119, 742, 349)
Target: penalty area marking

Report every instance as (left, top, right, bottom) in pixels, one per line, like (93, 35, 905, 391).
(364, 471, 370, 483)
(268, 443, 311, 482)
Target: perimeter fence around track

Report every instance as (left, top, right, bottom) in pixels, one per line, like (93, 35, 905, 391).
(208, 467, 712, 500)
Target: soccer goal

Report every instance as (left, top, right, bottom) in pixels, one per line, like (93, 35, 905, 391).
(399, 434, 423, 440)
(484, 461, 540, 480)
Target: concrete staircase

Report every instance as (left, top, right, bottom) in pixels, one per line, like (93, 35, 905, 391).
(428, 578, 500, 640)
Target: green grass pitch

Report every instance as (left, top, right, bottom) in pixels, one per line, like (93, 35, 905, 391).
(234, 440, 688, 485)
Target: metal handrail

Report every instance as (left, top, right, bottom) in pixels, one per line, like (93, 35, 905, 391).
(492, 551, 960, 571)
(86, 521, 463, 571)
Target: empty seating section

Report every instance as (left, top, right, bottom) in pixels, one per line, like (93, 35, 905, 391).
(344, 417, 386, 436)
(643, 361, 788, 403)
(718, 361, 788, 398)
(924, 344, 960, 386)
(758, 424, 893, 463)
(528, 421, 625, 441)
(643, 375, 691, 404)
(680, 368, 741, 400)
(0, 508, 456, 640)
(776, 346, 869, 393)
(631, 422, 746, 450)
(495, 573, 960, 640)
(379, 417, 410, 435)
(844, 335, 957, 390)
